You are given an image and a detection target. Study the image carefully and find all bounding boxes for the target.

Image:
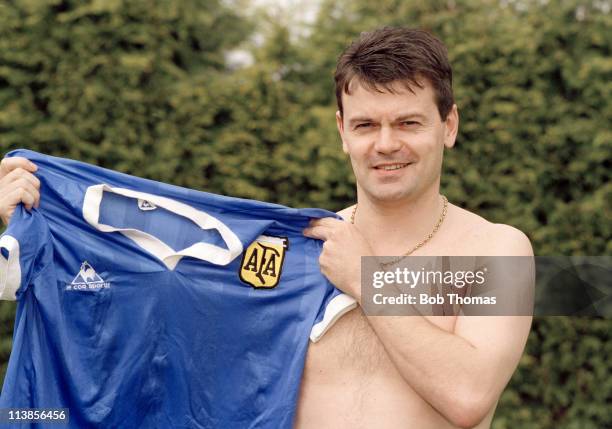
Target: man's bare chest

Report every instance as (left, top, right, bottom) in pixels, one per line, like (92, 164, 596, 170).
(307, 308, 387, 375)
(303, 307, 457, 381)
(303, 309, 393, 383)
(296, 308, 461, 429)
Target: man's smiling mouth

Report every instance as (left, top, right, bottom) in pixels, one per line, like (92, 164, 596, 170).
(374, 163, 411, 171)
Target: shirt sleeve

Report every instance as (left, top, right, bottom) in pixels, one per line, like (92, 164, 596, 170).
(309, 283, 358, 343)
(0, 205, 50, 300)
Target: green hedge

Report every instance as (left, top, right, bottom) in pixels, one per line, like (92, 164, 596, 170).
(497, 317, 611, 428)
(0, 0, 610, 427)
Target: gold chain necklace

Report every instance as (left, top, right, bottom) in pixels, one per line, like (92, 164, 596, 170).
(350, 195, 448, 268)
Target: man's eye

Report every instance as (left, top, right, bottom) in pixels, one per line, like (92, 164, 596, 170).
(402, 121, 420, 126)
(355, 123, 372, 129)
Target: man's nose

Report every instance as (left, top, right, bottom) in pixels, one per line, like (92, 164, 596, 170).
(374, 125, 402, 154)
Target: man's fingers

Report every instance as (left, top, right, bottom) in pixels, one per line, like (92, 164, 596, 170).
(309, 217, 341, 228)
(13, 185, 38, 210)
(303, 225, 331, 241)
(304, 217, 344, 240)
(0, 157, 39, 225)
(0, 167, 41, 190)
(0, 181, 40, 210)
(0, 157, 37, 178)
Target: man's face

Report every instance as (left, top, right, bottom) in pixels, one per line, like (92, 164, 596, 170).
(336, 79, 458, 204)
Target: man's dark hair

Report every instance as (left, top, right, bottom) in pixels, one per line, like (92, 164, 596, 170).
(335, 27, 454, 120)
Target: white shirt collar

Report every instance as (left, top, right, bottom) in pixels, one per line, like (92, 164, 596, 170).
(82, 184, 243, 270)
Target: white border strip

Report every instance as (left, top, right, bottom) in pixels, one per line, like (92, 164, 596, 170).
(310, 293, 358, 342)
(0, 235, 22, 301)
(256, 235, 287, 246)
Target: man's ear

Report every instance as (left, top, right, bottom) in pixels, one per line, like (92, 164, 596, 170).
(444, 104, 459, 149)
(336, 110, 349, 154)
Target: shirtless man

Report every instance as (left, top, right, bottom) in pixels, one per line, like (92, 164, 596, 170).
(0, 27, 532, 429)
(298, 28, 532, 429)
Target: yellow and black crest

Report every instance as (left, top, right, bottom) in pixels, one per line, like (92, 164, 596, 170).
(239, 235, 289, 289)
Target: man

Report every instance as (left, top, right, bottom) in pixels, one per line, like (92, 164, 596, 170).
(1, 28, 532, 428)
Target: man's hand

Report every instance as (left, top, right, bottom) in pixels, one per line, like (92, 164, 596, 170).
(0, 157, 40, 226)
(303, 217, 373, 300)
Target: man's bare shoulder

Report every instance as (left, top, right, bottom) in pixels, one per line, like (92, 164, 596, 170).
(447, 204, 533, 256)
(336, 206, 354, 221)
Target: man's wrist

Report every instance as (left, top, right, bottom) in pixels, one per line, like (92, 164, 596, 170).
(348, 280, 362, 303)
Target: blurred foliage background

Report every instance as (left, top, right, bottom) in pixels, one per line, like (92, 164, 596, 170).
(0, 0, 610, 427)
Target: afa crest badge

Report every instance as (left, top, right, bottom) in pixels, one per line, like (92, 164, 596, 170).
(239, 235, 288, 289)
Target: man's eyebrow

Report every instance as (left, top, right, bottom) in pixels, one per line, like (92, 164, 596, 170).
(347, 113, 428, 126)
(347, 116, 374, 125)
(394, 112, 427, 122)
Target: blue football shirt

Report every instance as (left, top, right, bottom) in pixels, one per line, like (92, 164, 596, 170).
(0, 149, 356, 428)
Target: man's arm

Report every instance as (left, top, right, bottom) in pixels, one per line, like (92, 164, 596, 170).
(366, 313, 531, 427)
(304, 221, 533, 428)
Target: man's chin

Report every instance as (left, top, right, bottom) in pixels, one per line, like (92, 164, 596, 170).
(364, 186, 416, 203)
